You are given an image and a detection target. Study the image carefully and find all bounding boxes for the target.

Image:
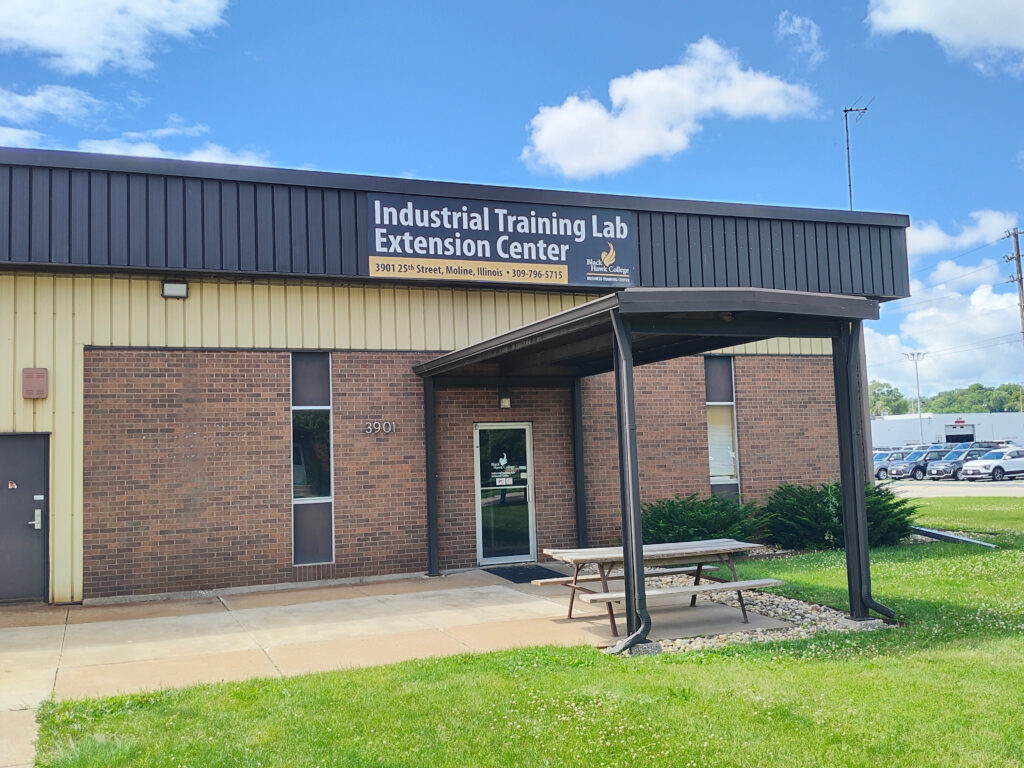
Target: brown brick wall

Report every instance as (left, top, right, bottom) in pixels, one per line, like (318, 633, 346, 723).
(435, 387, 577, 570)
(734, 355, 840, 499)
(331, 352, 432, 578)
(83, 350, 294, 598)
(81, 348, 838, 598)
(581, 358, 711, 546)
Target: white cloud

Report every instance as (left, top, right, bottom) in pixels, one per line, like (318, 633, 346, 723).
(77, 137, 268, 166)
(0, 85, 102, 125)
(521, 36, 818, 178)
(777, 11, 827, 66)
(123, 115, 208, 140)
(867, 0, 1024, 73)
(927, 257, 1001, 290)
(868, 280, 1022, 395)
(907, 209, 1016, 258)
(0, 125, 43, 147)
(0, 0, 228, 75)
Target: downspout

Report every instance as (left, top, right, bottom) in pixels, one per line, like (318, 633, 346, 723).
(609, 309, 652, 654)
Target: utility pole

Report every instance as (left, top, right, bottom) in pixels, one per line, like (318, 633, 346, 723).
(844, 104, 869, 211)
(904, 352, 926, 442)
(1006, 227, 1024, 355)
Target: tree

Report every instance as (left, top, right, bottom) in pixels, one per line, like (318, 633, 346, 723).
(869, 380, 910, 415)
(924, 382, 1024, 413)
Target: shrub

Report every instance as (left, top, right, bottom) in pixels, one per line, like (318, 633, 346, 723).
(865, 482, 918, 547)
(641, 493, 759, 544)
(758, 483, 844, 550)
(759, 482, 917, 550)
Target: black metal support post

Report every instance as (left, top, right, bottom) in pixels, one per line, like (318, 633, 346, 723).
(833, 320, 894, 619)
(856, 332, 875, 481)
(610, 311, 651, 652)
(571, 378, 588, 548)
(423, 376, 440, 576)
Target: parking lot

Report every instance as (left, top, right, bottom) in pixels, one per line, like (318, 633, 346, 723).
(886, 479, 1024, 498)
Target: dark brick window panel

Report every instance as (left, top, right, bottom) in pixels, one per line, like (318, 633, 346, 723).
(292, 352, 334, 565)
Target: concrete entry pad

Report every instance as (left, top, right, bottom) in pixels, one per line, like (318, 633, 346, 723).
(0, 570, 789, 764)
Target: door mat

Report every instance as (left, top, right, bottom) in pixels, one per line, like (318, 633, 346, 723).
(484, 564, 566, 584)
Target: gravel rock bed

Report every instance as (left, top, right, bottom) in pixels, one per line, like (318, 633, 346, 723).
(645, 573, 891, 654)
(567, 564, 890, 654)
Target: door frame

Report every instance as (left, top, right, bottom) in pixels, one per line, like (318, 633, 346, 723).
(474, 422, 536, 566)
(0, 432, 50, 603)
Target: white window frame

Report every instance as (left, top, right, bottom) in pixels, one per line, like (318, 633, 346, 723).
(705, 356, 741, 498)
(473, 422, 537, 566)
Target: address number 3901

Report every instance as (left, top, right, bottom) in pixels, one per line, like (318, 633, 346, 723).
(365, 421, 396, 434)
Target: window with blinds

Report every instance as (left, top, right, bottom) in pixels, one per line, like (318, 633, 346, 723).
(705, 356, 739, 498)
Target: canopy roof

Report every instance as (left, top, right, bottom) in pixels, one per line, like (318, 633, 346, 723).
(414, 287, 879, 380)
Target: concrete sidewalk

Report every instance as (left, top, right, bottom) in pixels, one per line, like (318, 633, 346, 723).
(0, 568, 787, 767)
(889, 478, 1024, 497)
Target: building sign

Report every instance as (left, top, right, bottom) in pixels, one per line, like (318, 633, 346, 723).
(367, 193, 636, 288)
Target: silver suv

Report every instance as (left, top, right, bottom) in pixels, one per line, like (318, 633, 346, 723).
(873, 450, 907, 480)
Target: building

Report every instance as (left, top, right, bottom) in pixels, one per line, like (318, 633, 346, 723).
(871, 411, 1024, 447)
(0, 148, 910, 611)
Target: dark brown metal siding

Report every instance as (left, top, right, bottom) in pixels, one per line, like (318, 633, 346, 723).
(635, 211, 908, 298)
(0, 160, 910, 298)
(0, 165, 359, 277)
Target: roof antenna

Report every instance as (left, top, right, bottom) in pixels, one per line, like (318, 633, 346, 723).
(843, 98, 873, 210)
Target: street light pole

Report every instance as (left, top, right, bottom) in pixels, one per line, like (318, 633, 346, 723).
(904, 352, 926, 442)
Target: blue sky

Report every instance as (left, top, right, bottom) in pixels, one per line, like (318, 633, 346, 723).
(1, 0, 1023, 397)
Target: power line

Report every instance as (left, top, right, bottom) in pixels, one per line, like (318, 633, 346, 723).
(869, 333, 1022, 368)
(909, 235, 1009, 276)
(874, 334, 1019, 365)
(888, 266, 1012, 312)
(920, 261, 1001, 287)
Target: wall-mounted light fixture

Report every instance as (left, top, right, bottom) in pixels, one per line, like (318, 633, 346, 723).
(498, 387, 511, 409)
(161, 281, 189, 299)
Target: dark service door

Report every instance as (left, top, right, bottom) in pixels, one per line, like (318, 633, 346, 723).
(0, 435, 48, 602)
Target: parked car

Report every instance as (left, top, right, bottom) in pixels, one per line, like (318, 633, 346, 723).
(887, 449, 949, 481)
(961, 441, 1001, 450)
(960, 448, 1024, 481)
(926, 448, 989, 481)
(873, 450, 907, 480)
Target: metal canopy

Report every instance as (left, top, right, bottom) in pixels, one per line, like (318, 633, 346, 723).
(414, 287, 879, 380)
(416, 286, 889, 652)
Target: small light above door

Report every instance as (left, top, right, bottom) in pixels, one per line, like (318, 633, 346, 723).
(161, 281, 189, 299)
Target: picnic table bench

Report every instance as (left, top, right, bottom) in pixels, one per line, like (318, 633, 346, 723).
(537, 539, 782, 637)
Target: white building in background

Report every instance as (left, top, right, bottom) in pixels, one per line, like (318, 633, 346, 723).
(871, 412, 1024, 448)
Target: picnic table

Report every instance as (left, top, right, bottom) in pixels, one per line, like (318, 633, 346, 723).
(537, 539, 782, 637)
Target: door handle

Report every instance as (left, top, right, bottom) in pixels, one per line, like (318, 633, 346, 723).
(27, 508, 41, 530)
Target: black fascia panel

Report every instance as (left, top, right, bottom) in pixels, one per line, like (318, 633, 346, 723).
(0, 148, 910, 226)
(0, 148, 911, 298)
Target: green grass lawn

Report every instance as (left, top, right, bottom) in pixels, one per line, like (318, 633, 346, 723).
(36, 498, 1024, 768)
(912, 495, 1024, 533)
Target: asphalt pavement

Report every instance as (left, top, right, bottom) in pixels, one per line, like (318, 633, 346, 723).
(886, 479, 1024, 497)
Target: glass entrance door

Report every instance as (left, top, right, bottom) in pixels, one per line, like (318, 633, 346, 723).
(475, 423, 535, 564)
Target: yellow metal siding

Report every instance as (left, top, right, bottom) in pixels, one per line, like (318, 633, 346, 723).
(2, 270, 831, 603)
(714, 338, 832, 356)
(0, 272, 596, 602)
